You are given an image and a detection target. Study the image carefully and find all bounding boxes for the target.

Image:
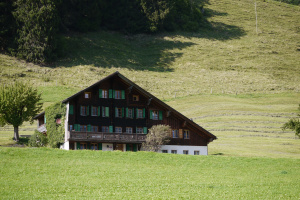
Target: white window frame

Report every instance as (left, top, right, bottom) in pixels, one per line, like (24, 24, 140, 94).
(115, 127, 122, 133)
(152, 110, 159, 120)
(172, 130, 178, 138)
(194, 151, 200, 155)
(102, 126, 109, 133)
(102, 89, 108, 98)
(84, 92, 91, 99)
(128, 108, 133, 118)
(137, 109, 143, 119)
(184, 130, 190, 139)
(126, 127, 133, 134)
(136, 127, 143, 134)
(171, 150, 177, 154)
(115, 90, 121, 99)
(183, 150, 189, 155)
(91, 106, 98, 116)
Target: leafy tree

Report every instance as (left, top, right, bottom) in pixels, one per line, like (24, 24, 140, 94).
(142, 124, 171, 152)
(282, 104, 300, 138)
(13, 0, 60, 63)
(0, 82, 42, 142)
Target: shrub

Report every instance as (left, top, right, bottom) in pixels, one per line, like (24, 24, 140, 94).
(28, 130, 48, 147)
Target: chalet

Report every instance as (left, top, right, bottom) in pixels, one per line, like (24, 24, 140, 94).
(35, 71, 217, 155)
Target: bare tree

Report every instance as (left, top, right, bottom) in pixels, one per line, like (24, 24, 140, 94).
(142, 124, 171, 152)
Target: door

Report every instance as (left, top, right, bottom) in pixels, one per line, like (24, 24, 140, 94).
(115, 144, 124, 151)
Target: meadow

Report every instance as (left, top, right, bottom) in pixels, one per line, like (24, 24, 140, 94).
(0, 0, 299, 199)
(0, 148, 299, 199)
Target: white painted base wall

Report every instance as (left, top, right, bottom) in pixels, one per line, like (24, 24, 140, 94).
(102, 143, 113, 151)
(60, 141, 69, 150)
(159, 145, 208, 155)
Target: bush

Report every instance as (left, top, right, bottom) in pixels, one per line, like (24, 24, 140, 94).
(28, 131, 48, 147)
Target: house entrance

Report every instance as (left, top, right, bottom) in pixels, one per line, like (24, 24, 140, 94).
(115, 144, 124, 151)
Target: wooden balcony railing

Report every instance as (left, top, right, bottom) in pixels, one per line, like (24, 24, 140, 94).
(69, 131, 147, 143)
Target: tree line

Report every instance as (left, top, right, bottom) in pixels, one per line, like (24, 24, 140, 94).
(0, 0, 207, 63)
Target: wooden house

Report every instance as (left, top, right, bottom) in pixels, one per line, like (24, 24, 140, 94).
(35, 71, 217, 155)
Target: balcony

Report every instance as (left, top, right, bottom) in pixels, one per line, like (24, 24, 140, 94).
(69, 131, 147, 143)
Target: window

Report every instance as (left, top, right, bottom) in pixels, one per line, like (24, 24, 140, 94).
(171, 150, 177, 154)
(115, 127, 122, 133)
(102, 126, 109, 133)
(84, 92, 91, 99)
(91, 126, 98, 132)
(137, 109, 143, 118)
(115, 107, 123, 118)
(184, 130, 190, 139)
(150, 110, 163, 120)
(80, 143, 87, 149)
(152, 111, 159, 120)
(194, 151, 200, 155)
(68, 125, 73, 131)
(133, 95, 139, 101)
(115, 90, 121, 99)
(102, 89, 108, 98)
(136, 127, 143, 134)
(126, 127, 133, 134)
(127, 108, 133, 118)
(162, 150, 168, 153)
(80, 125, 87, 132)
(90, 143, 98, 150)
(91, 106, 98, 116)
(102, 107, 109, 117)
(172, 130, 179, 138)
(183, 150, 189, 155)
(80, 106, 89, 116)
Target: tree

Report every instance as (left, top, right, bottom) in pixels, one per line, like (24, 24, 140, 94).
(282, 104, 300, 138)
(0, 82, 42, 142)
(142, 124, 171, 152)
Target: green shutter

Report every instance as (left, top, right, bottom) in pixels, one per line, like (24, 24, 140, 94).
(69, 105, 73, 115)
(98, 106, 101, 116)
(106, 107, 109, 117)
(109, 126, 113, 133)
(98, 143, 102, 150)
(109, 89, 112, 98)
(99, 89, 102, 98)
(122, 107, 125, 117)
(150, 110, 153, 119)
(143, 127, 147, 134)
(136, 127, 138, 133)
(126, 107, 128, 118)
(87, 124, 91, 132)
(112, 90, 115, 99)
(74, 124, 79, 131)
(133, 144, 137, 152)
(143, 108, 145, 118)
(159, 111, 163, 120)
(76, 142, 80, 150)
(121, 90, 125, 99)
(87, 143, 90, 150)
(126, 144, 131, 151)
(136, 108, 139, 119)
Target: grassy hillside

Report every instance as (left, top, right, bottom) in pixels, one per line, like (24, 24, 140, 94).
(0, 148, 299, 199)
(0, 0, 299, 157)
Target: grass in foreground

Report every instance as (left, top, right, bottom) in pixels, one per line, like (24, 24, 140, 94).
(0, 148, 299, 199)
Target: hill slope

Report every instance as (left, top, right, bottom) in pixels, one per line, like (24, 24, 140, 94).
(0, 0, 299, 157)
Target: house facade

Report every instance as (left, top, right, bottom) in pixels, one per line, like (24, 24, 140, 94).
(35, 72, 217, 155)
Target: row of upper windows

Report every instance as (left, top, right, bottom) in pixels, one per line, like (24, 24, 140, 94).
(70, 105, 163, 120)
(162, 150, 199, 155)
(71, 124, 147, 134)
(84, 90, 140, 101)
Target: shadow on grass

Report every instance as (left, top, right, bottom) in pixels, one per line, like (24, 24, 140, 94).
(52, 7, 245, 71)
(212, 152, 224, 156)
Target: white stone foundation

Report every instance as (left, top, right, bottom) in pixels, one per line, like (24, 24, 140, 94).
(159, 145, 208, 155)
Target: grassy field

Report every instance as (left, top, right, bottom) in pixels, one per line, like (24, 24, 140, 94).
(0, 148, 299, 199)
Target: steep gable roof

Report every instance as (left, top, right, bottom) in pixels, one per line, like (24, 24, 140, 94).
(61, 71, 217, 141)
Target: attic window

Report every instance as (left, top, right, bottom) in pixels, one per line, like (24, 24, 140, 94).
(133, 95, 139, 101)
(84, 92, 91, 99)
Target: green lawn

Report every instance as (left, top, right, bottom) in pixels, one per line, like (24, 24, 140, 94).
(0, 148, 299, 199)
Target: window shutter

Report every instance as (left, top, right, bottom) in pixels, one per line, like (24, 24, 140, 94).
(98, 106, 101, 116)
(87, 124, 91, 132)
(126, 107, 128, 117)
(126, 144, 131, 151)
(115, 107, 118, 117)
(87, 143, 90, 150)
(121, 90, 125, 99)
(159, 111, 163, 120)
(135, 127, 138, 133)
(112, 90, 115, 99)
(98, 143, 102, 150)
(106, 107, 110, 117)
(44, 115, 46, 123)
(109, 89, 112, 98)
(69, 105, 73, 115)
(109, 126, 113, 133)
(143, 108, 145, 118)
(136, 108, 139, 119)
(143, 127, 147, 134)
(87, 106, 90, 116)
(122, 107, 125, 117)
(99, 89, 102, 98)
(179, 129, 183, 138)
(133, 144, 137, 152)
(77, 142, 80, 150)
(149, 110, 153, 119)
